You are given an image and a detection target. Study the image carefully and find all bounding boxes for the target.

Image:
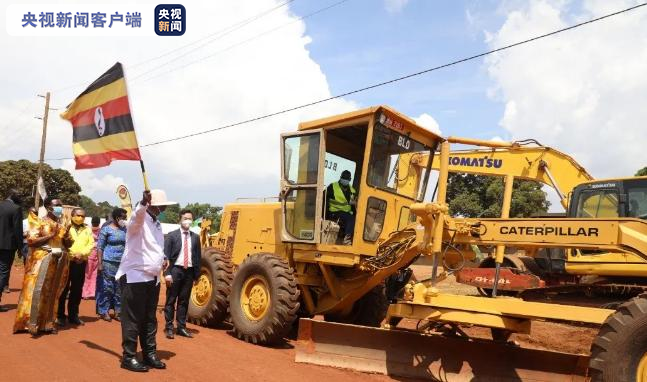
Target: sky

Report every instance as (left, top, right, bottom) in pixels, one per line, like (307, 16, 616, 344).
(0, 0, 646, 212)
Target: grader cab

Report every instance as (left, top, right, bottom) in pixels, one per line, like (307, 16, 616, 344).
(188, 106, 441, 341)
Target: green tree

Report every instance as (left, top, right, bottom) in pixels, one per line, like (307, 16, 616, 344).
(636, 167, 647, 176)
(159, 204, 180, 224)
(0, 160, 81, 210)
(184, 202, 223, 232)
(446, 173, 550, 218)
(79, 195, 117, 219)
(158, 202, 223, 232)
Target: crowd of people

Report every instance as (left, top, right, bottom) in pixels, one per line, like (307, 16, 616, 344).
(0, 188, 202, 373)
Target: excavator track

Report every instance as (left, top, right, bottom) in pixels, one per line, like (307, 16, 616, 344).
(296, 319, 589, 381)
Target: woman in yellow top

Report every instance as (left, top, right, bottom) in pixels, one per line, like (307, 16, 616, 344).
(14, 198, 73, 335)
(57, 208, 94, 326)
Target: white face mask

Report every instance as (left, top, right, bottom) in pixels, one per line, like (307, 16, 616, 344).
(181, 219, 192, 229)
(118, 219, 127, 228)
(339, 179, 350, 187)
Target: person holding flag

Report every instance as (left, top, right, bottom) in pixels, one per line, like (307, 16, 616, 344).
(61, 63, 170, 372)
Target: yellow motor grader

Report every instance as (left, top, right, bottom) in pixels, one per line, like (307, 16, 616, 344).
(189, 105, 647, 381)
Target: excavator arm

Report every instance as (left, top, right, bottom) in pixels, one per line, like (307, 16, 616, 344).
(410, 138, 593, 209)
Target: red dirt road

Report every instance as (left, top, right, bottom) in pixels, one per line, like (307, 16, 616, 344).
(0, 266, 398, 382)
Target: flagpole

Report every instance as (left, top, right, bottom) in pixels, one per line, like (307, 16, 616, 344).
(34, 91, 51, 209)
(139, 160, 150, 191)
(120, 63, 150, 192)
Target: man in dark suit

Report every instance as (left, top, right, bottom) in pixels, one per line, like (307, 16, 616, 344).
(0, 189, 23, 311)
(163, 209, 201, 339)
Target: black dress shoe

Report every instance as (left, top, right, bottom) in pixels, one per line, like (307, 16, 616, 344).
(143, 355, 166, 369)
(69, 317, 85, 326)
(165, 329, 174, 339)
(55, 317, 66, 327)
(0, 305, 9, 312)
(121, 358, 149, 373)
(177, 328, 193, 338)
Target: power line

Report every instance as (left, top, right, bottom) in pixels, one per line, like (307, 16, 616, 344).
(129, 0, 296, 80)
(48, 0, 349, 109)
(0, 98, 37, 126)
(0, 98, 39, 145)
(50, 1, 296, 95)
(134, 0, 352, 83)
(44, 2, 647, 161)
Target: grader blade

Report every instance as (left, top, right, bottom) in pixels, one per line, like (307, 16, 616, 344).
(296, 319, 589, 381)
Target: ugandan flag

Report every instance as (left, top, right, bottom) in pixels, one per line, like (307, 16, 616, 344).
(61, 62, 141, 169)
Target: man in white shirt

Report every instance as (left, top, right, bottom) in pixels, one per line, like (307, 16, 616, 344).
(116, 189, 176, 373)
(163, 209, 201, 339)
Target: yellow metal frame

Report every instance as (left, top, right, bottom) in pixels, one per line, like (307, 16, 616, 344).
(385, 289, 614, 333)
(396, 135, 647, 337)
(410, 139, 647, 279)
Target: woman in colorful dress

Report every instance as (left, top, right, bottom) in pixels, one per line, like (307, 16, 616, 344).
(82, 217, 101, 299)
(96, 208, 127, 322)
(14, 198, 72, 335)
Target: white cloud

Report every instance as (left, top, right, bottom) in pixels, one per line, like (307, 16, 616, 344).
(414, 113, 441, 135)
(61, 160, 126, 199)
(384, 0, 409, 13)
(485, 0, 647, 187)
(0, 1, 357, 206)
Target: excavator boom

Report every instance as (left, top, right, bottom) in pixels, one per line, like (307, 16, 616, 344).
(418, 140, 593, 209)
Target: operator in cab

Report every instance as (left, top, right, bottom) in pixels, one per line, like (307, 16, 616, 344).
(326, 170, 356, 245)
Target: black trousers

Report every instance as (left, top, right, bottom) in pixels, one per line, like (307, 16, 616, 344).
(0, 249, 16, 298)
(58, 261, 87, 319)
(329, 211, 356, 236)
(164, 266, 194, 330)
(119, 275, 160, 359)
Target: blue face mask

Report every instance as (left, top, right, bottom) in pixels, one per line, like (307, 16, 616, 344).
(339, 179, 350, 187)
(52, 206, 63, 217)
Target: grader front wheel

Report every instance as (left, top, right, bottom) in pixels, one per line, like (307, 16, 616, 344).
(229, 253, 300, 345)
(188, 248, 233, 326)
(589, 295, 647, 382)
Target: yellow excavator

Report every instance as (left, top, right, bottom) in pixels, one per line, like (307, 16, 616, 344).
(408, 144, 647, 300)
(189, 106, 647, 381)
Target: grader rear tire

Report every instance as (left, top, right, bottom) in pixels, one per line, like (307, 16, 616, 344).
(188, 248, 233, 326)
(229, 253, 300, 345)
(589, 295, 647, 382)
(324, 283, 389, 327)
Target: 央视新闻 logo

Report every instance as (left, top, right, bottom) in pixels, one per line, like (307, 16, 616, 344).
(154, 4, 185, 36)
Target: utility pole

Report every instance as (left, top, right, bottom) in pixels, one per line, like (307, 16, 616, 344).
(34, 92, 51, 209)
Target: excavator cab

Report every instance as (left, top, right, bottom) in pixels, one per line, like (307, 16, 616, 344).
(279, 106, 440, 251)
(570, 177, 647, 220)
